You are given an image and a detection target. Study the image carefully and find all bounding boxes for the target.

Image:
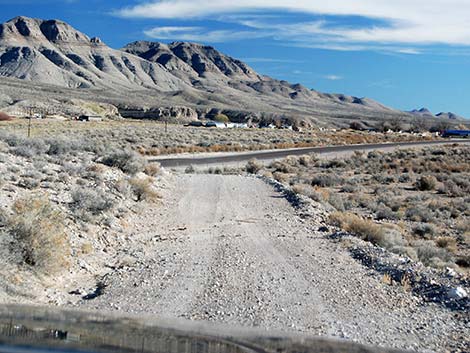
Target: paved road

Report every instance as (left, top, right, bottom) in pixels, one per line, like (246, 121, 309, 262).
(152, 139, 469, 168)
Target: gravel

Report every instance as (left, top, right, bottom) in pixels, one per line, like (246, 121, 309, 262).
(66, 174, 468, 353)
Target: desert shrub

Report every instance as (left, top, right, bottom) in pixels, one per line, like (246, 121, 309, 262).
(246, 159, 263, 174)
(2, 133, 48, 157)
(377, 194, 403, 212)
(46, 139, 68, 156)
(322, 159, 347, 169)
(46, 138, 82, 156)
(185, 165, 195, 174)
(381, 227, 407, 250)
(270, 160, 295, 173)
(311, 173, 342, 187)
(373, 174, 396, 184)
(144, 163, 161, 176)
(114, 178, 132, 196)
(11, 142, 47, 158)
(413, 240, 453, 267)
(340, 184, 358, 193)
(328, 194, 346, 211)
(129, 177, 160, 202)
(70, 188, 114, 217)
(346, 217, 386, 245)
(99, 150, 146, 175)
(292, 184, 324, 202)
(329, 212, 384, 243)
(9, 196, 70, 273)
(375, 205, 397, 220)
(413, 223, 437, 238)
(273, 172, 290, 183)
(299, 155, 313, 166)
(438, 180, 464, 197)
(415, 175, 437, 191)
(405, 206, 433, 222)
(398, 173, 413, 183)
(435, 236, 457, 253)
(329, 212, 406, 250)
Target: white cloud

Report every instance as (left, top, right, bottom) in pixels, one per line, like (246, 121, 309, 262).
(117, 0, 470, 48)
(323, 75, 343, 81)
(242, 57, 304, 63)
(144, 26, 268, 42)
(396, 48, 422, 55)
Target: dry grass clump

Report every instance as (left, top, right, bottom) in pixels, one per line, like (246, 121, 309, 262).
(329, 212, 388, 246)
(246, 159, 263, 174)
(9, 195, 70, 274)
(144, 163, 161, 176)
(129, 177, 161, 202)
(292, 184, 324, 202)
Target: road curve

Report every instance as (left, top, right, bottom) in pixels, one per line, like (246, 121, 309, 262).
(151, 139, 469, 168)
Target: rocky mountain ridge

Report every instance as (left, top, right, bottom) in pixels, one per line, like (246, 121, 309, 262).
(408, 108, 466, 120)
(0, 16, 462, 126)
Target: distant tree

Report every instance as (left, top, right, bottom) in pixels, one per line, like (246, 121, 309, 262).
(213, 113, 230, 123)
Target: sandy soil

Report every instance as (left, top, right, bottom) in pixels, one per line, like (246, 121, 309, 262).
(69, 174, 468, 352)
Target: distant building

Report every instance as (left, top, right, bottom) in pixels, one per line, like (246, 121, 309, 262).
(78, 115, 102, 122)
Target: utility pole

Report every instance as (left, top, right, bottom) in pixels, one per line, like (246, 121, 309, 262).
(27, 116, 32, 138)
(27, 107, 33, 138)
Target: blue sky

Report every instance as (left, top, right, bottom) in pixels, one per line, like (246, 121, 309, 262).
(1, 0, 470, 117)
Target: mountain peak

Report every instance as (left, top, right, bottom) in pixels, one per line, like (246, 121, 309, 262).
(409, 107, 435, 117)
(125, 39, 259, 80)
(0, 16, 91, 44)
(418, 107, 432, 114)
(436, 112, 463, 120)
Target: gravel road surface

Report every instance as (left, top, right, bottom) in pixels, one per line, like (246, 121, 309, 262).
(77, 174, 468, 352)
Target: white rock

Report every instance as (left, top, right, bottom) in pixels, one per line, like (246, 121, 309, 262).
(446, 267, 457, 277)
(447, 286, 468, 299)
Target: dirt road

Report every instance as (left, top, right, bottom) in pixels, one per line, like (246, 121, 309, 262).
(77, 175, 467, 352)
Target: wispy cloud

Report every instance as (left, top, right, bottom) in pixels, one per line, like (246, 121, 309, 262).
(144, 26, 269, 42)
(323, 75, 343, 81)
(116, 1, 470, 52)
(241, 57, 304, 63)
